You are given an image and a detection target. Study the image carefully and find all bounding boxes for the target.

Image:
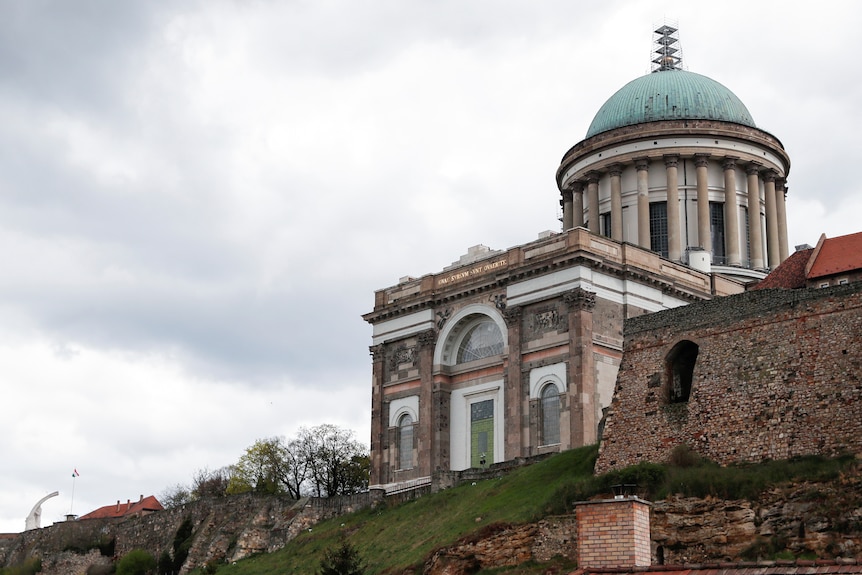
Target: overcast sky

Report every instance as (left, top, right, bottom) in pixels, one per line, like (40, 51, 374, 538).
(2, 0, 861, 533)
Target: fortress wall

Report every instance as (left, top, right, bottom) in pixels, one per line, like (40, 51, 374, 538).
(596, 283, 862, 473)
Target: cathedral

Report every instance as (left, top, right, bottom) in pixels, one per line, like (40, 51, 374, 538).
(363, 27, 791, 493)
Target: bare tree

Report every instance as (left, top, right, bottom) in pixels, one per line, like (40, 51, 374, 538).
(192, 466, 232, 498)
(302, 424, 369, 497)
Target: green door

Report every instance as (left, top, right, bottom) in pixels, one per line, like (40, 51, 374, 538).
(470, 399, 494, 468)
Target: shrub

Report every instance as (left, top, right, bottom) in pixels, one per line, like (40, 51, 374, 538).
(0, 557, 42, 575)
(116, 549, 157, 575)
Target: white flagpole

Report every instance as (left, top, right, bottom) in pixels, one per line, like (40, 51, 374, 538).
(70, 470, 77, 515)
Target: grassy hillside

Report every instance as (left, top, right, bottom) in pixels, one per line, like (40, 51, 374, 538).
(193, 446, 859, 575)
(207, 445, 598, 575)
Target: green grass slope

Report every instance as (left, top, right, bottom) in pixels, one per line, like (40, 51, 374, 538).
(195, 446, 859, 575)
(208, 445, 598, 575)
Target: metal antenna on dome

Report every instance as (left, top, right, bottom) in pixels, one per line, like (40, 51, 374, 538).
(651, 22, 683, 72)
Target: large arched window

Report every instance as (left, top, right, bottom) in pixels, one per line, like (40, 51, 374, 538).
(540, 384, 561, 445)
(666, 340, 699, 403)
(398, 413, 413, 470)
(456, 319, 504, 363)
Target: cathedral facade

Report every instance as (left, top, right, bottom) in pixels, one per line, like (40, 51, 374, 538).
(364, 28, 791, 493)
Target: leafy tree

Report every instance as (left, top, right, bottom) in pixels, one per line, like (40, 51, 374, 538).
(319, 538, 366, 575)
(116, 549, 157, 575)
(227, 437, 291, 495)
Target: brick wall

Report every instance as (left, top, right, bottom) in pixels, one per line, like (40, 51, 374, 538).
(575, 498, 651, 568)
(597, 283, 862, 473)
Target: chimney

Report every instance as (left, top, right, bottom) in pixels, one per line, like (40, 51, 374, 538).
(127, 499, 131, 510)
(116, 500, 121, 512)
(575, 497, 652, 568)
(139, 494, 144, 503)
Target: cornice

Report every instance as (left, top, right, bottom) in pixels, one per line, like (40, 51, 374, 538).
(363, 246, 710, 324)
(556, 119, 790, 188)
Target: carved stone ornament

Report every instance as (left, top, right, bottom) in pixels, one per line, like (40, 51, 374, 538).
(528, 306, 562, 336)
(389, 344, 417, 370)
(417, 329, 437, 349)
(436, 308, 452, 329)
(490, 293, 507, 311)
(503, 305, 522, 327)
(564, 287, 596, 311)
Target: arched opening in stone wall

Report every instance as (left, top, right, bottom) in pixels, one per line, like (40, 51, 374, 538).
(665, 340, 699, 403)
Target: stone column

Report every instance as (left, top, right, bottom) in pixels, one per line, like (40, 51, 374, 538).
(723, 157, 741, 266)
(561, 188, 574, 231)
(694, 154, 711, 253)
(586, 172, 600, 235)
(635, 157, 650, 249)
(417, 329, 438, 477)
(746, 163, 764, 269)
(572, 181, 585, 228)
(609, 164, 623, 241)
(763, 170, 780, 268)
(369, 344, 387, 486)
(564, 288, 596, 447)
(776, 179, 789, 262)
(503, 306, 523, 459)
(664, 154, 681, 261)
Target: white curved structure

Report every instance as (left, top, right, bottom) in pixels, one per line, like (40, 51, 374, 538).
(25, 491, 59, 531)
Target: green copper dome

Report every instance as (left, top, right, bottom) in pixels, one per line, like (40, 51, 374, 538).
(586, 69, 756, 138)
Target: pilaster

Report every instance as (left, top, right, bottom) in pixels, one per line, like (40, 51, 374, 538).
(564, 288, 596, 447)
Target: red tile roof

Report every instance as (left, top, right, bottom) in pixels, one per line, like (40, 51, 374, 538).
(751, 248, 812, 290)
(807, 231, 862, 279)
(78, 495, 163, 520)
(570, 559, 862, 575)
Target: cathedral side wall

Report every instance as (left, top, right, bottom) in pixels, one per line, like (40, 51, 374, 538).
(596, 284, 862, 473)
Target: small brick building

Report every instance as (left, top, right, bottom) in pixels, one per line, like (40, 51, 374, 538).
(596, 282, 862, 473)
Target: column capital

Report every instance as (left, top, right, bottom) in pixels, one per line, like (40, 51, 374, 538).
(694, 153, 711, 168)
(722, 156, 739, 170)
(762, 169, 778, 183)
(370, 344, 386, 363)
(561, 188, 573, 201)
(566, 180, 584, 193)
(746, 162, 762, 176)
(417, 329, 437, 350)
(634, 156, 650, 171)
(663, 153, 680, 168)
(564, 287, 596, 311)
(503, 306, 522, 327)
(608, 163, 623, 177)
(586, 171, 601, 184)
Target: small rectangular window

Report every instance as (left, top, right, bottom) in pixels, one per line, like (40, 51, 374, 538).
(650, 202, 668, 258)
(820, 282, 829, 288)
(600, 212, 611, 238)
(839, 279, 849, 285)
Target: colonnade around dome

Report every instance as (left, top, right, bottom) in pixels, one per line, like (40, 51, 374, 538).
(558, 126, 791, 277)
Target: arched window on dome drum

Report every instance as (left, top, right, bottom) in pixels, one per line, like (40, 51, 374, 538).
(457, 319, 504, 363)
(398, 414, 413, 470)
(540, 384, 561, 446)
